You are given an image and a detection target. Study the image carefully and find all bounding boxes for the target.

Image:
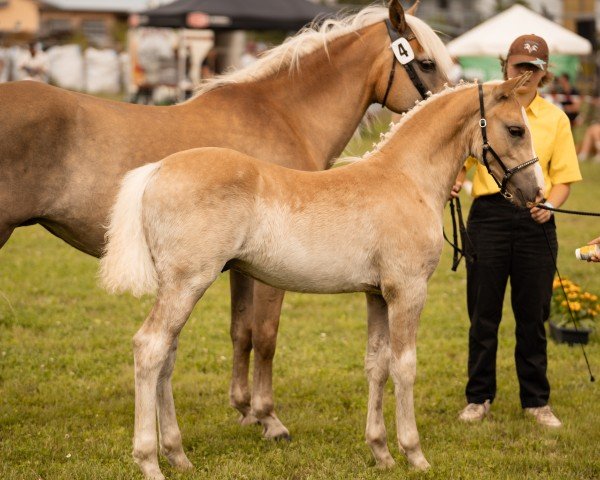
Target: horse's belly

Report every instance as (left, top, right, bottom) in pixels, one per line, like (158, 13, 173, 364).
(234, 247, 376, 294)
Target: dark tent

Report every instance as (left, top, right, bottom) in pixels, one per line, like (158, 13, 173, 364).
(139, 0, 338, 31)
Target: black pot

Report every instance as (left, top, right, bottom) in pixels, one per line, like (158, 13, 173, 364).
(549, 321, 591, 346)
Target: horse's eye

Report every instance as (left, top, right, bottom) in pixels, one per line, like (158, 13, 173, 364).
(508, 126, 525, 137)
(418, 60, 436, 72)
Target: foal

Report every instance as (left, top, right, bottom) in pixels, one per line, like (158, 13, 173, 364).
(100, 75, 543, 479)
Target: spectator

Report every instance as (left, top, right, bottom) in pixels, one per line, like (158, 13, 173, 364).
(555, 73, 580, 126)
(577, 123, 600, 162)
(18, 42, 49, 82)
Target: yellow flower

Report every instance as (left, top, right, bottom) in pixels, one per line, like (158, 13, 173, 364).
(591, 295, 598, 302)
(571, 302, 581, 312)
(561, 300, 568, 307)
(567, 292, 578, 299)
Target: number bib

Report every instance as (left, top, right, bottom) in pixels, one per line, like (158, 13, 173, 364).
(391, 37, 415, 65)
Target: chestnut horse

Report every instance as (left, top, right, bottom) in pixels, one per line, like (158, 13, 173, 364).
(0, 2, 452, 439)
(100, 75, 544, 480)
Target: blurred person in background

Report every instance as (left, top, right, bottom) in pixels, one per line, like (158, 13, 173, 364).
(452, 34, 582, 428)
(577, 122, 600, 162)
(19, 42, 49, 82)
(555, 73, 580, 126)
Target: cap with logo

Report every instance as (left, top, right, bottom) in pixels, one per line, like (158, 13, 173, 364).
(507, 34, 549, 71)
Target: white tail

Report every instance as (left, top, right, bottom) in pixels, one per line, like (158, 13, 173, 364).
(99, 161, 162, 297)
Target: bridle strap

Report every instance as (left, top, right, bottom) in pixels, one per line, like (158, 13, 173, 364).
(477, 83, 539, 198)
(381, 54, 397, 110)
(381, 19, 429, 108)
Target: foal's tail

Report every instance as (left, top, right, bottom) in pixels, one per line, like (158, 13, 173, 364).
(99, 161, 162, 297)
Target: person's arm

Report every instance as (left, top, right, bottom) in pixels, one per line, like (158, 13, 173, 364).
(530, 183, 571, 224)
(449, 166, 467, 199)
(588, 236, 600, 262)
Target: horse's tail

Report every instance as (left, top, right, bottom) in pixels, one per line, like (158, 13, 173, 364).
(99, 161, 162, 297)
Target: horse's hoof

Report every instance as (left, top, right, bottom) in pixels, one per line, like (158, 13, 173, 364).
(410, 458, 431, 471)
(263, 425, 291, 441)
(172, 456, 194, 472)
(375, 456, 396, 469)
(239, 413, 260, 426)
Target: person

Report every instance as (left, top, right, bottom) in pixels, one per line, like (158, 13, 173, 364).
(555, 73, 581, 126)
(18, 42, 49, 82)
(586, 236, 600, 262)
(452, 34, 582, 427)
(577, 122, 600, 162)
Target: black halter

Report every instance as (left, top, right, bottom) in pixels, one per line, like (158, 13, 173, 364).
(381, 19, 429, 108)
(477, 83, 539, 199)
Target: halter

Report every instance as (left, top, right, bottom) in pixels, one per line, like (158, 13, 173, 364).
(477, 83, 539, 199)
(381, 19, 429, 108)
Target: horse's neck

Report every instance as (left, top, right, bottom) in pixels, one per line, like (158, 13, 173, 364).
(191, 24, 385, 169)
(377, 89, 478, 210)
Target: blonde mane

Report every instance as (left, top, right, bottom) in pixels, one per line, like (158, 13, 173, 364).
(333, 80, 475, 166)
(193, 5, 453, 97)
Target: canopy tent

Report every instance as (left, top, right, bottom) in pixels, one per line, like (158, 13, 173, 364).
(138, 0, 338, 31)
(446, 4, 592, 57)
(446, 5, 592, 82)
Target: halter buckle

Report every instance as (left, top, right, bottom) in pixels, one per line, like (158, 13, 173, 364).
(479, 119, 487, 128)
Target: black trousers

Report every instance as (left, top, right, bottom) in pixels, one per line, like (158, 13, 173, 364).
(465, 193, 557, 408)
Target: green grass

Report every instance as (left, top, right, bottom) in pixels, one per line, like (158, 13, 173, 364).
(1, 131, 599, 479)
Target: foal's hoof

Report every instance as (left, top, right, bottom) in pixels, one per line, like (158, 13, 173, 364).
(263, 424, 291, 441)
(239, 412, 260, 426)
(409, 457, 431, 472)
(375, 455, 396, 469)
(172, 455, 194, 472)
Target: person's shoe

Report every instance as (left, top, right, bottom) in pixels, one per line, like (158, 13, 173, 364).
(524, 405, 562, 428)
(458, 400, 490, 422)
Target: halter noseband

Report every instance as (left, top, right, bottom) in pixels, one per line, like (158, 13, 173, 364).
(477, 83, 539, 199)
(381, 19, 429, 108)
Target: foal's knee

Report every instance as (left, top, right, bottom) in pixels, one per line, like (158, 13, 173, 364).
(251, 394, 274, 419)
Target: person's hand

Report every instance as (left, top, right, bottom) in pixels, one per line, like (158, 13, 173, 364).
(587, 236, 600, 262)
(448, 180, 462, 200)
(530, 202, 553, 224)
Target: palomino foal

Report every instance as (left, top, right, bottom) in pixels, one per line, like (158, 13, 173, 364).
(100, 75, 542, 479)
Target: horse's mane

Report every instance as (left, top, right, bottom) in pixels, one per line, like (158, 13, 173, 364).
(192, 5, 453, 97)
(333, 81, 476, 166)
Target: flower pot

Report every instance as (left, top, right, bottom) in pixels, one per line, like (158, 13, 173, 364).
(549, 321, 591, 346)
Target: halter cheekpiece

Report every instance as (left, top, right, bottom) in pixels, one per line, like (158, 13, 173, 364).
(381, 19, 429, 108)
(477, 83, 539, 199)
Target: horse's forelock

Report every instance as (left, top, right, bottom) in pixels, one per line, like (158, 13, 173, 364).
(405, 15, 453, 79)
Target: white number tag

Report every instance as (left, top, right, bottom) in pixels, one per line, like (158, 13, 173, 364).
(391, 37, 415, 65)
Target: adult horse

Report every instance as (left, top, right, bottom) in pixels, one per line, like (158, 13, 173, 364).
(100, 74, 544, 480)
(0, 2, 452, 440)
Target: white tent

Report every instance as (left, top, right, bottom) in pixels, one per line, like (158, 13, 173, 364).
(447, 4, 592, 57)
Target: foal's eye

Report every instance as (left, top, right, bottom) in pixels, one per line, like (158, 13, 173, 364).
(418, 60, 436, 72)
(508, 126, 525, 138)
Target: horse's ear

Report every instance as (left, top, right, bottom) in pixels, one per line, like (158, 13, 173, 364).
(388, 0, 407, 33)
(492, 72, 532, 101)
(407, 0, 420, 16)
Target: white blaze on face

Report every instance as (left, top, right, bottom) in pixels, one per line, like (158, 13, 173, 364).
(521, 106, 545, 193)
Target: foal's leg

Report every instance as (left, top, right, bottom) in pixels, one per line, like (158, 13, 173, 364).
(364, 293, 394, 468)
(250, 282, 289, 439)
(156, 338, 193, 470)
(384, 282, 430, 471)
(133, 285, 205, 480)
(229, 271, 257, 424)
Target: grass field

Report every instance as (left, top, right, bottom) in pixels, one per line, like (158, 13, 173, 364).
(1, 124, 599, 479)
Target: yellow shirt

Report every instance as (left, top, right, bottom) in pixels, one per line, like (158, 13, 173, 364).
(466, 93, 582, 198)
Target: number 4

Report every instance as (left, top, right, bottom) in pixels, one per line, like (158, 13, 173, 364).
(391, 37, 415, 65)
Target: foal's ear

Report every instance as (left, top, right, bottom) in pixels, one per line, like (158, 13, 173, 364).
(407, 0, 420, 16)
(492, 72, 532, 101)
(388, 0, 407, 33)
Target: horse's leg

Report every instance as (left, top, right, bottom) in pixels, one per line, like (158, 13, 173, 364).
(229, 271, 257, 425)
(250, 282, 289, 440)
(364, 293, 395, 468)
(133, 284, 205, 480)
(384, 281, 430, 471)
(0, 224, 14, 249)
(156, 337, 193, 471)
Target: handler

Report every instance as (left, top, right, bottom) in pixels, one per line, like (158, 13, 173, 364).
(451, 35, 582, 427)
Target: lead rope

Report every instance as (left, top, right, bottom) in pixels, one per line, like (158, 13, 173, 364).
(541, 223, 595, 382)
